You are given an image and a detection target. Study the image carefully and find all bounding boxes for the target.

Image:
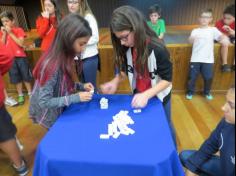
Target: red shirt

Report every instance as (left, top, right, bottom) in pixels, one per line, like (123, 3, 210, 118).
(0, 45, 13, 107)
(0, 27, 27, 57)
(215, 19, 235, 36)
(132, 48, 151, 93)
(36, 16, 57, 51)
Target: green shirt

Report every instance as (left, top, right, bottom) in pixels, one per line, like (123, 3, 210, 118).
(147, 19, 166, 37)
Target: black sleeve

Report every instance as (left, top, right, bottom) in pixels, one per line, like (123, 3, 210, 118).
(153, 45, 172, 82)
(185, 119, 225, 173)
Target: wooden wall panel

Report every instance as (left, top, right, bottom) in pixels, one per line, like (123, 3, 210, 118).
(57, 0, 235, 27)
(5, 0, 233, 28)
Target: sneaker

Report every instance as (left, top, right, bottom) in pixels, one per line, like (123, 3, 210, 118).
(221, 64, 231, 72)
(186, 94, 193, 100)
(232, 65, 235, 72)
(206, 94, 214, 100)
(18, 96, 25, 105)
(15, 137, 24, 151)
(5, 97, 18, 106)
(13, 159, 29, 176)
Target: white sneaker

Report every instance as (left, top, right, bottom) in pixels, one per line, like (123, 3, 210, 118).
(16, 137, 24, 151)
(5, 97, 18, 106)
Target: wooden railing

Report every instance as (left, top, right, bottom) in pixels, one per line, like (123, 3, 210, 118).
(4, 28, 235, 94)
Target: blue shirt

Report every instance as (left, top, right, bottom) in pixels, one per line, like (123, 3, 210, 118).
(186, 119, 235, 175)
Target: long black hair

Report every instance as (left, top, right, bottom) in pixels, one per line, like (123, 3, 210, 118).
(43, 0, 62, 25)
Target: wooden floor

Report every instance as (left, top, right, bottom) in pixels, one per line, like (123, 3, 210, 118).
(0, 93, 226, 176)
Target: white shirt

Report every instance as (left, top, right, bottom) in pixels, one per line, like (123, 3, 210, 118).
(82, 13, 99, 59)
(190, 27, 222, 63)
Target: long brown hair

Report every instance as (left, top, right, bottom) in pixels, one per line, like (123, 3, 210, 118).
(43, 0, 62, 25)
(76, 0, 93, 17)
(33, 14, 92, 90)
(110, 6, 164, 74)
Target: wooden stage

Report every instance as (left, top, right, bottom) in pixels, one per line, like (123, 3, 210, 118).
(4, 26, 235, 94)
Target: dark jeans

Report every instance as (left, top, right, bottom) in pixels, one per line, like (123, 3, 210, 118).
(81, 55, 99, 91)
(163, 98, 177, 147)
(187, 63, 214, 95)
(179, 150, 223, 176)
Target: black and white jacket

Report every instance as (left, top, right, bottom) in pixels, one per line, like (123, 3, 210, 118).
(124, 43, 172, 104)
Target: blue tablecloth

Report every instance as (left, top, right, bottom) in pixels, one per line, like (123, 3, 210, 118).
(33, 95, 185, 176)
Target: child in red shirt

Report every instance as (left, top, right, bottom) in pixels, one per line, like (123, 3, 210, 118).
(0, 11, 33, 105)
(215, 4, 235, 72)
(36, 0, 62, 52)
(0, 45, 29, 176)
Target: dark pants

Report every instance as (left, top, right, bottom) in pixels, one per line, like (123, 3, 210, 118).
(179, 150, 223, 176)
(0, 106, 17, 143)
(9, 57, 33, 84)
(187, 63, 214, 95)
(81, 55, 99, 91)
(163, 98, 177, 147)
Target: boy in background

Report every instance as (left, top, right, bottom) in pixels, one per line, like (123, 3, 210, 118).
(147, 4, 166, 40)
(216, 4, 235, 72)
(0, 11, 32, 105)
(186, 9, 230, 100)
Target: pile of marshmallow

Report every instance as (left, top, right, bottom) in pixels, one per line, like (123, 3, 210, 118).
(100, 111, 135, 140)
(100, 97, 109, 109)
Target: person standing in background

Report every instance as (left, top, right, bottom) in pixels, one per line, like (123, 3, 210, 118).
(0, 11, 33, 105)
(216, 4, 235, 72)
(67, 0, 99, 91)
(147, 4, 166, 40)
(36, 0, 62, 52)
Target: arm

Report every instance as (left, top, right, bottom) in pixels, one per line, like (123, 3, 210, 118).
(223, 25, 235, 37)
(159, 33, 164, 40)
(85, 14, 99, 46)
(159, 20, 166, 40)
(188, 36, 195, 44)
(189, 29, 197, 44)
(36, 16, 50, 37)
(100, 72, 126, 94)
(214, 27, 230, 46)
(132, 46, 172, 108)
(185, 120, 224, 174)
(38, 71, 92, 109)
(5, 27, 25, 47)
(0, 27, 7, 44)
(0, 46, 13, 75)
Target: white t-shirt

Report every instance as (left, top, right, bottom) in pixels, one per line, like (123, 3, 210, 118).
(82, 13, 99, 59)
(190, 27, 222, 63)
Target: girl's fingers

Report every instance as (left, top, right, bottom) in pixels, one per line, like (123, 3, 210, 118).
(132, 96, 138, 107)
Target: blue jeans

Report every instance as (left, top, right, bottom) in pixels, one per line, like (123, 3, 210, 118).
(82, 55, 99, 91)
(179, 150, 223, 176)
(187, 63, 214, 95)
(163, 99, 177, 147)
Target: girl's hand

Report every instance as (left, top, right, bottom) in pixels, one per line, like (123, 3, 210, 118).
(84, 83, 94, 92)
(185, 170, 198, 176)
(100, 80, 118, 94)
(223, 25, 231, 32)
(1, 26, 6, 34)
(78, 92, 93, 102)
(132, 93, 150, 108)
(5, 26, 11, 33)
(41, 11, 50, 18)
